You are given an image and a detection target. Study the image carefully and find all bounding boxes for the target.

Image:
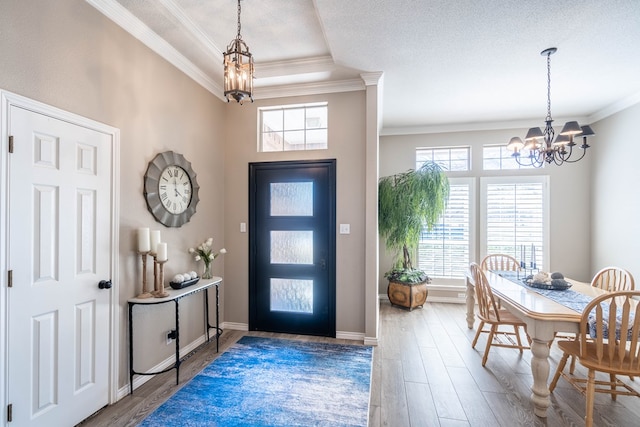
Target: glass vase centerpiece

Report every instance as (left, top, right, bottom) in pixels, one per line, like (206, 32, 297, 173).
(188, 237, 226, 279)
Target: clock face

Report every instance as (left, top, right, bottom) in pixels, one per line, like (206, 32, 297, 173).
(159, 166, 192, 214)
(144, 151, 200, 227)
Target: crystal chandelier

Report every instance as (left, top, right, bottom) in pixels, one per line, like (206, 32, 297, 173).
(506, 48, 594, 167)
(223, 0, 254, 104)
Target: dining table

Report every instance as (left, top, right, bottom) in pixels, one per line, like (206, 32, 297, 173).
(465, 269, 606, 418)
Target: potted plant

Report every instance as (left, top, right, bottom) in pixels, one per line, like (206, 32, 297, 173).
(379, 161, 449, 310)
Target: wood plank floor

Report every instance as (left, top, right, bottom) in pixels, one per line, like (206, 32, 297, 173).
(80, 301, 640, 426)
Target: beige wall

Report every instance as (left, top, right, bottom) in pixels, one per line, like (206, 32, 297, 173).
(590, 102, 640, 280)
(380, 127, 593, 294)
(0, 0, 226, 390)
(223, 92, 368, 334)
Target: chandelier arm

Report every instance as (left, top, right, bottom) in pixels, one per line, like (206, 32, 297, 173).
(513, 150, 544, 168)
(560, 147, 588, 164)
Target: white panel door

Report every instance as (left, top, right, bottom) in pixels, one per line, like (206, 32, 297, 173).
(7, 106, 113, 426)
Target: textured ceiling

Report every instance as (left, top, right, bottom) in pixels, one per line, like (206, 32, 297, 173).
(91, 0, 640, 133)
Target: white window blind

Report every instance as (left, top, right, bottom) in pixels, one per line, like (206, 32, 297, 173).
(481, 177, 548, 268)
(418, 181, 471, 279)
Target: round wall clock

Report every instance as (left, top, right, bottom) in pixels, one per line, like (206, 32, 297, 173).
(144, 151, 200, 227)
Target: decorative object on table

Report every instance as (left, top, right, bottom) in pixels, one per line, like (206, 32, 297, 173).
(188, 238, 226, 280)
(170, 271, 200, 290)
(523, 271, 572, 290)
(144, 151, 200, 228)
(378, 161, 449, 310)
(138, 336, 373, 427)
(154, 242, 169, 297)
(517, 243, 539, 279)
(149, 229, 161, 295)
(136, 227, 153, 298)
(506, 47, 594, 167)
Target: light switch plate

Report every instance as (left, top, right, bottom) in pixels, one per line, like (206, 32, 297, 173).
(240, 222, 247, 233)
(339, 224, 350, 234)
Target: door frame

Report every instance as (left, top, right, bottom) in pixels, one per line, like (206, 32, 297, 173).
(0, 89, 121, 422)
(248, 159, 336, 336)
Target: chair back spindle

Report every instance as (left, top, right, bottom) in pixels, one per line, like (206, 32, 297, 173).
(591, 267, 635, 292)
(481, 254, 520, 272)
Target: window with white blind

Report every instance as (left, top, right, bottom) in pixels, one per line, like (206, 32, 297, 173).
(480, 176, 549, 269)
(418, 178, 475, 281)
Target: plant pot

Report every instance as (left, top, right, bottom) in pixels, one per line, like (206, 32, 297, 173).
(387, 280, 428, 310)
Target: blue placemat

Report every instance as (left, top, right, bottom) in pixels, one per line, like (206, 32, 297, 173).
(494, 271, 592, 314)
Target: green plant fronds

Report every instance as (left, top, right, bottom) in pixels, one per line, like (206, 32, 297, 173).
(378, 161, 449, 271)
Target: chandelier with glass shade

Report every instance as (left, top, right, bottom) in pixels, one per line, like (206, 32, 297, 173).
(223, 0, 254, 104)
(506, 48, 594, 167)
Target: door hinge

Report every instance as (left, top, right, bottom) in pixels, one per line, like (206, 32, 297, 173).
(7, 403, 12, 422)
(8, 135, 13, 153)
(8, 270, 12, 288)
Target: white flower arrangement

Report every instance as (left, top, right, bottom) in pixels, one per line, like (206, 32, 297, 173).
(188, 237, 226, 279)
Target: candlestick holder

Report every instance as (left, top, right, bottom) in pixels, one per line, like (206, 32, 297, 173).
(151, 254, 159, 296)
(137, 251, 153, 299)
(154, 259, 170, 298)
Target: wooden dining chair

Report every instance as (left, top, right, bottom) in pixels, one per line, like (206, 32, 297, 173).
(480, 254, 521, 272)
(567, 266, 636, 374)
(469, 262, 530, 366)
(549, 290, 640, 427)
(591, 266, 635, 292)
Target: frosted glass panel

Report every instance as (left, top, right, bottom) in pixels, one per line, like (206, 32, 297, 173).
(270, 278, 313, 313)
(270, 182, 313, 216)
(271, 231, 313, 264)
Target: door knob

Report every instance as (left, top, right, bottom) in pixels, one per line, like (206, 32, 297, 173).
(99, 280, 112, 289)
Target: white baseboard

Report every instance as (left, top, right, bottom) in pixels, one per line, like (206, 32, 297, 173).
(364, 337, 379, 346)
(336, 331, 365, 341)
(117, 334, 209, 399)
(223, 321, 248, 331)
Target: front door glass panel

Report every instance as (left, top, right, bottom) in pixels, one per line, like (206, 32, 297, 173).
(270, 182, 313, 216)
(270, 278, 313, 313)
(270, 230, 313, 264)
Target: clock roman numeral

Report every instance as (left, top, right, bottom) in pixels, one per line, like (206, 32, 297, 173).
(160, 192, 168, 201)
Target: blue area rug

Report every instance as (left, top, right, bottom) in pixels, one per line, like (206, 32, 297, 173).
(139, 336, 373, 427)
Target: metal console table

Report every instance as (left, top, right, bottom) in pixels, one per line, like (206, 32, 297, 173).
(128, 277, 223, 394)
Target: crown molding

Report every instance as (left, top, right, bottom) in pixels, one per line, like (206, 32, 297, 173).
(157, 0, 222, 57)
(254, 78, 365, 100)
(256, 56, 336, 79)
(86, 0, 223, 100)
(360, 72, 384, 86)
(380, 116, 590, 136)
(588, 90, 640, 124)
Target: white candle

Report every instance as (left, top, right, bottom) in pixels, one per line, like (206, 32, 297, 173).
(156, 242, 168, 262)
(150, 230, 161, 254)
(137, 228, 150, 252)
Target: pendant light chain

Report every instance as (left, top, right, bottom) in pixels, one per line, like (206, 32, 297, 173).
(236, 0, 242, 40)
(546, 50, 552, 122)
